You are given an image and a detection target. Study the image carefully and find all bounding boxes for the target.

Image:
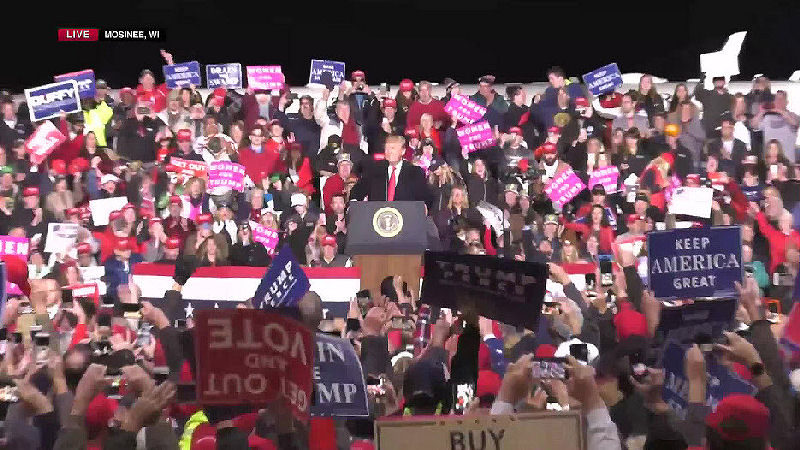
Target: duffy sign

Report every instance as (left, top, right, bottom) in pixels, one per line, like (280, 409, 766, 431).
(194, 309, 313, 421)
(647, 226, 743, 299)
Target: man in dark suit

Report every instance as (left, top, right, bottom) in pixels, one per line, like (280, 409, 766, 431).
(706, 114, 748, 179)
(351, 135, 432, 208)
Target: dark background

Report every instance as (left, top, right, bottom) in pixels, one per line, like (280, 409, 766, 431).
(8, 0, 800, 91)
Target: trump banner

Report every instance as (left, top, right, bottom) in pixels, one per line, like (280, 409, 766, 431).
(247, 66, 285, 90)
(168, 158, 208, 179)
(647, 226, 743, 299)
(582, 63, 623, 96)
(308, 60, 346, 87)
(662, 342, 755, 419)
(255, 245, 311, 309)
(455, 121, 495, 153)
(0, 236, 30, 257)
(25, 80, 81, 121)
(208, 161, 245, 191)
(249, 222, 279, 255)
(194, 309, 313, 421)
(444, 94, 487, 124)
(54, 69, 96, 99)
(162, 61, 202, 89)
(206, 63, 242, 89)
(587, 166, 620, 194)
(25, 120, 67, 166)
(421, 251, 548, 330)
(544, 169, 586, 208)
(311, 333, 369, 417)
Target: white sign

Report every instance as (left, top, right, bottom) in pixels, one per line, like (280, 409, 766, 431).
(668, 187, 714, 219)
(89, 197, 128, 226)
(700, 31, 747, 86)
(44, 223, 80, 254)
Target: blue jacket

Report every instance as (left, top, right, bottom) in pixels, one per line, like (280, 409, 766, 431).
(104, 254, 143, 299)
(532, 83, 587, 130)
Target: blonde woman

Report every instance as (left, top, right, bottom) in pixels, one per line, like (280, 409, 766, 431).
(559, 239, 582, 263)
(434, 186, 478, 251)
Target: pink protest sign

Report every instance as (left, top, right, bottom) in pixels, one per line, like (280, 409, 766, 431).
(208, 161, 246, 191)
(588, 167, 619, 193)
(246, 66, 285, 90)
(444, 94, 487, 124)
(455, 121, 496, 153)
(25, 120, 67, 166)
(250, 221, 280, 255)
(544, 169, 586, 208)
(0, 236, 30, 258)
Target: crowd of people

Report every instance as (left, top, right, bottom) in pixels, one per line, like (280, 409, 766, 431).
(0, 47, 798, 449)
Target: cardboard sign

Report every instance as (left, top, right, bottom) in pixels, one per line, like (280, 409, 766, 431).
(208, 161, 246, 192)
(544, 169, 586, 208)
(375, 411, 584, 450)
(25, 80, 81, 121)
(308, 60, 346, 87)
(169, 157, 208, 179)
(654, 299, 738, 353)
(582, 63, 623, 96)
(249, 221, 279, 255)
(0, 236, 30, 257)
(455, 121, 495, 153)
(587, 167, 620, 194)
(254, 245, 311, 309)
(246, 66, 285, 90)
(162, 61, 202, 89)
(648, 226, 742, 299)
(421, 251, 548, 330)
(25, 120, 67, 165)
(206, 63, 243, 89)
(662, 342, 755, 419)
(311, 333, 369, 417)
(44, 223, 79, 254)
(54, 69, 96, 99)
(194, 309, 313, 421)
(444, 94, 487, 124)
(88, 196, 128, 226)
(668, 187, 714, 219)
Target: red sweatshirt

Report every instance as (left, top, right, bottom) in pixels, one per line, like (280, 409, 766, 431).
(563, 220, 615, 253)
(135, 83, 169, 113)
(237, 146, 285, 184)
(51, 118, 84, 165)
(406, 99, 448, 129)
(755, 212, 800, 273)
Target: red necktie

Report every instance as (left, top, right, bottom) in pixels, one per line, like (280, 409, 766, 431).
(387, 166, 397, 201)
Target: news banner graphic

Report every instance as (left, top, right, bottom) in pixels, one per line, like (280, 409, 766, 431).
(57, 28, 166, 42)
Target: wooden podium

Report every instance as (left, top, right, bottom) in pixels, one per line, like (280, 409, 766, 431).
(345, 201, 427, 299)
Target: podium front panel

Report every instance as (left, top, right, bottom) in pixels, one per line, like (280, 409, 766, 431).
(345, 201, 428, 255)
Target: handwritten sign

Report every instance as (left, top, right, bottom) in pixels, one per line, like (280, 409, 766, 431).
(208, 161, 246, 192)
(25, 120, 67, 166)
(455, 121, 495, 153)
(162, 61, 202, 89)
(544, 169, 586, 208)
(0, 236, 30, 258)
(582, 63, 623, 96)
(206, 63, 242, 89)
(588, 166, 620, 194)
(250, 222, 280, 255)
(246, 66, 285, 90)
(54, 69, 96, 99)
(194, 309, 313, 421)
(444, 94, 487, 124)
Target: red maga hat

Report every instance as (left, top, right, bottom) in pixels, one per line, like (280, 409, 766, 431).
(351, 70, 365, 80)
(382, 98, 397, 109)
(177, 129, 192, 142)
(706, 394, 769, 441)
(399, 79, 414, 92)
(22, 186, 39, 197)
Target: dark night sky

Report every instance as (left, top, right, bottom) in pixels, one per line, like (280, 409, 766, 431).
(7, 0, 800, 91)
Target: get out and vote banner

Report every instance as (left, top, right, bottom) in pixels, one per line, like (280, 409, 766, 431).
(25, 121, 67, 165)
(162, 61, 202, 88)
(54, 69, 96, 99)
(375, 411, 583, 450)
(208, 161, 245, 191)
(311, 333, 369, 417)
(582, 62, 623, 96)
(647, 226, 743, 299)
(168, 158, 208, 179)
(25, 80, 81, 122)
(194, 309, 313, 421)
(206, 63, 242, 89)
(421, 251, 548, 331)
(444, 94, 487, 124)
(455, 121, 495, 152)
(544, 169, 586, 208)
(247, 66, 285, 90)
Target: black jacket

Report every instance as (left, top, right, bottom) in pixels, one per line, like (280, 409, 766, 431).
(118, 117, 163, 162)
(351, 160, 432, 208)
(230, 241, 271, 267)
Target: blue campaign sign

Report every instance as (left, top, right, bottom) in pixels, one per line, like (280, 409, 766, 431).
(24, 80, 81, 121)
(654, 299, 738, 356)
(54, 69, 96, 99)
(162, 61, 202, 89)
(582, 63, 623, 96)
(255, 245, 311, 309)
(309, 60, 346, 86)
(648, 226, 743, 299)
(311, 333, 369, 417)
(206, 63, 242, 89)
(662, 343, 755, 419)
